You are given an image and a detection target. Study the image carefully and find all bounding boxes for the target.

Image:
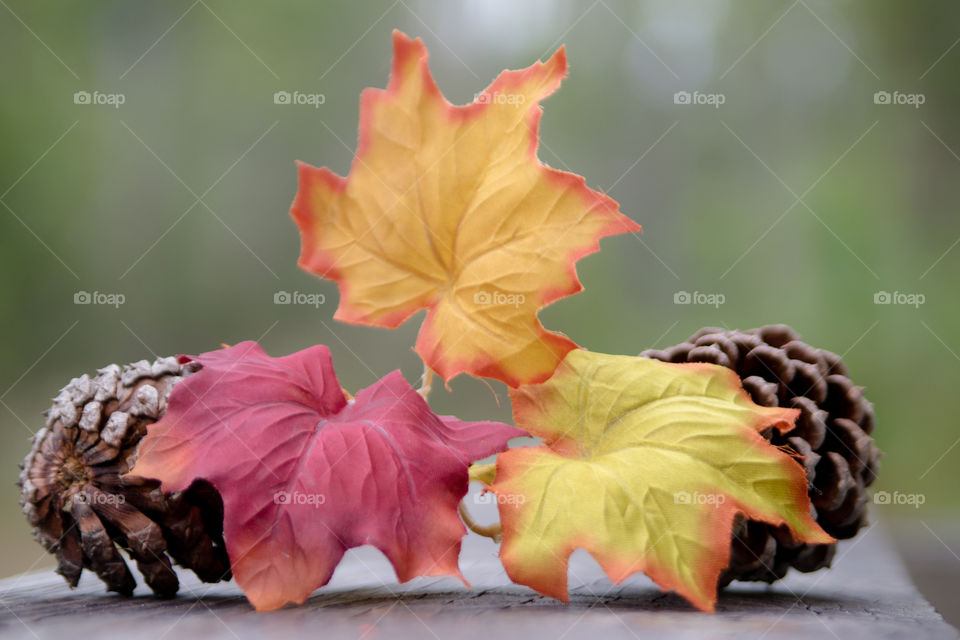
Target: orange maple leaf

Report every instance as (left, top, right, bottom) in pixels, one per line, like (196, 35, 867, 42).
(292, 31, 640, 387)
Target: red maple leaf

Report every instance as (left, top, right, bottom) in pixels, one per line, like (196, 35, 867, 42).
(130, 341, 523, 610)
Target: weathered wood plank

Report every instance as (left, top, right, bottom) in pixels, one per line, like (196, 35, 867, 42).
(0, 526, 955, 639)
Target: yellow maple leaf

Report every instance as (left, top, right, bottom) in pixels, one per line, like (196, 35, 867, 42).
(489, 350, 834, 611)
(291, 31, 640, 387)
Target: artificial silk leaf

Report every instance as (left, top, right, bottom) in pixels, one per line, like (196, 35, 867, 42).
(489, 350, 833, 612)
(130, 341, 523, 611)
(291, 31, 640, 387)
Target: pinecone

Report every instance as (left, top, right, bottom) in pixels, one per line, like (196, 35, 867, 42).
(641, 325, 880, 585)
(17, 356, 231, 597)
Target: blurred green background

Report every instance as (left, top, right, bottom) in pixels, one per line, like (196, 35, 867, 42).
(1, 0, 957, 606)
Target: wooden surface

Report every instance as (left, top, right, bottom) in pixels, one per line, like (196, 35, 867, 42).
(1, 525, 955, 640)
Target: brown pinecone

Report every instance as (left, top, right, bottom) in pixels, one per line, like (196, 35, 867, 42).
(17, 356, 231, 597)
(641, 324, 880, 585)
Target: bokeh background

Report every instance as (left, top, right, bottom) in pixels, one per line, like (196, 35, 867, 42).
(1, 0, 957, 621)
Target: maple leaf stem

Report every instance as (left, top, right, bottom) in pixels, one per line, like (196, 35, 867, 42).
(417, 364, 434, 399)
(458, 501, 502, 543)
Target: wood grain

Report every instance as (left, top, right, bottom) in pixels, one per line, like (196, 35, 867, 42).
(0, 526, 955, 639)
